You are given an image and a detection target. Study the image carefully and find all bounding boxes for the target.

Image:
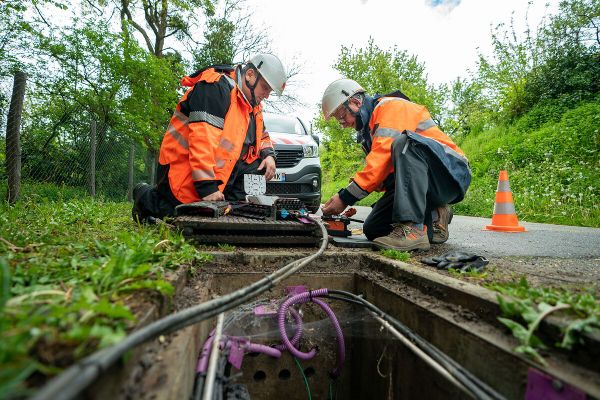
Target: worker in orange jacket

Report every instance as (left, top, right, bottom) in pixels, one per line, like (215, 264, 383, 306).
(320, 79, 471, 251)
(132, 53, 287, 221)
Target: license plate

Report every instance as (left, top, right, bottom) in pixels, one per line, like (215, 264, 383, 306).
(243, 174, 266, 195)
(273, 172, 286, 182)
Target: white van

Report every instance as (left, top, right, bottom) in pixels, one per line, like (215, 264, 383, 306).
(262, 113, 321, 212)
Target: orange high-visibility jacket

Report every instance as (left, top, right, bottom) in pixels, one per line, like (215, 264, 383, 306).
(343, 97, 469, 202)
(158, 66, 274, 203)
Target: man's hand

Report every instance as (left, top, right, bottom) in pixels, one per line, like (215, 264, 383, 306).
(258, 156, 276, 181)
(321, 193, 346, 215)
(203, 191, 225, 201)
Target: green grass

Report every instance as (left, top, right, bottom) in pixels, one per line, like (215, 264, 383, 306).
(0, 196, 209, 397)
(0, 181, 123, 204)
(379, 249, 410, 262)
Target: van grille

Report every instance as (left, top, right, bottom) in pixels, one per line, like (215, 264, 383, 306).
(266, 183, 312, 195)
(275, 149, 303, 168)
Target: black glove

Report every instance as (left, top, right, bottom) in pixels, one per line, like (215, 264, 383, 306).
(421, 251, 489, 273)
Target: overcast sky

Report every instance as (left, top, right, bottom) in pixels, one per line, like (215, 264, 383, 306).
(244, 0, 560, 124)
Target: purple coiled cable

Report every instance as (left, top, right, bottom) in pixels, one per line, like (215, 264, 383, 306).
(275, 306, 303, 351)
(277, 288, 346, 377)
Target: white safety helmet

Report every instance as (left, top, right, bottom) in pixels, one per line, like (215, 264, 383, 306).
(321, 78, 365, 120)
(248, 53, 287, 96)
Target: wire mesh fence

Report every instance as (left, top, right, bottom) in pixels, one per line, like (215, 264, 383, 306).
(1, 72, 155, 203)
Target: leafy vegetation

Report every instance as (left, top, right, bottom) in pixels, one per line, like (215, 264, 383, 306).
(454, 96, 600, 226)
(0, 197, 208, 397)
(487, 277, 600, 365)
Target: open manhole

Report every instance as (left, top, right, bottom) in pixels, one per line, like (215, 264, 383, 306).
(90, 252, 600, 400)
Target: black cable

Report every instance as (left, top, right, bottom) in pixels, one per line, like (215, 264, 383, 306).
(323, 294, 365, 307)
(328, 290, 491, 398)
(32, 218, 329, 400)
(213, 353, 229, 400)
(327, 290, 505, 400)
(192, 374, 205, 400)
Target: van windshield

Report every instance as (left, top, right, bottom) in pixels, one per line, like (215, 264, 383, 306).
(263, 115, 306, 135)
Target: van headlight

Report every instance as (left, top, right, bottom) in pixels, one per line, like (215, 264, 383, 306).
(302, 144, 319, 158)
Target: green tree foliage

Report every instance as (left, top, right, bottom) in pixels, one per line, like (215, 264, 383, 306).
(192, 0, 272, 69)
(521, 0, 600, 111)
(334, 38, 445, 118)
(474, 0, 599, 123)
(193, 17, 236, 68)
(17, 19, 180, 194)
(317, 38, 446, 183)
(444, 77, 493, 137)
(117, 0, 215, 57)
(0, 0, 31, 130)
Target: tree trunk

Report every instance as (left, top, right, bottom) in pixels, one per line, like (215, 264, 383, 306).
(88, 119, 96, 197)
(6, 71, 26, 204)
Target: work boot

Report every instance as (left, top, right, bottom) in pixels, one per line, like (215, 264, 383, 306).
(373, 223, 430, 251)
(132, 182, 152, 223)
(431, 205, 453, 244)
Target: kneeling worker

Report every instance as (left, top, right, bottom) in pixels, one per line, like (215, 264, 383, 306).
(133, 53, 287, 221)
(320, 79, 471, 251)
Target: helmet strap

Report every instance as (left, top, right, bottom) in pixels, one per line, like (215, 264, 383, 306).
(343, 100, 359, 117)
(245, 67, 262, 107)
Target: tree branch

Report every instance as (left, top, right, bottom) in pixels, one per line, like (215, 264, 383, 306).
(164, 28, 180, 39)
(141, 0, 159, 37)
(123, 7, 155, 53)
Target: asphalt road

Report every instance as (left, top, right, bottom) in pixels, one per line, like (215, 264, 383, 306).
(346, 206, 600, 259)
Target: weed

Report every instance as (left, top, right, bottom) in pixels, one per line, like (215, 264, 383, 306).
(379, 249, 410, 262)
(217, 243, 236, 252)
(447, 267, 488, 280)
(486, 277, 600, 364)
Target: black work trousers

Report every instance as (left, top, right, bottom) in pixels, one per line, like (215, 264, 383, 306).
(362, 134, 464, 241)
(136, 158, 263, 218)
(223, 158, 263, 200)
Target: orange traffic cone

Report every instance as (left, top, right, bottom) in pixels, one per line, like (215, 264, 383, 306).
(484, 170, 526, 232)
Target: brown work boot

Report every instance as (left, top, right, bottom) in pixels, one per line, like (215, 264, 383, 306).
(373, 223, 430, 251)
(431, 205, 453, 244)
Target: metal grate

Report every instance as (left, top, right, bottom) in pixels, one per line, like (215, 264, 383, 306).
(275, 149, 303, 168)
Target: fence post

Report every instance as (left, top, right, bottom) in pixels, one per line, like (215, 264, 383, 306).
(127, 142, 134, 201)
(88, 119, 96, 197)
(146, 150, 156, 185)
(6, 71, 26, 204)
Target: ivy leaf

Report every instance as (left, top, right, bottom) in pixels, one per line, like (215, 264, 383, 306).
(497, 295, 523, 318)
(560, 315, 600, 349)
(498, 317, 528, 342)
(515, 345, 547, 366)
(521, 301, 541, 324)
(89, 324, 126, 348)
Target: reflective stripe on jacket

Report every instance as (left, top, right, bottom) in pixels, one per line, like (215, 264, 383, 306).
(345, 97, 470, 201)
(158, 66, 274, 203)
